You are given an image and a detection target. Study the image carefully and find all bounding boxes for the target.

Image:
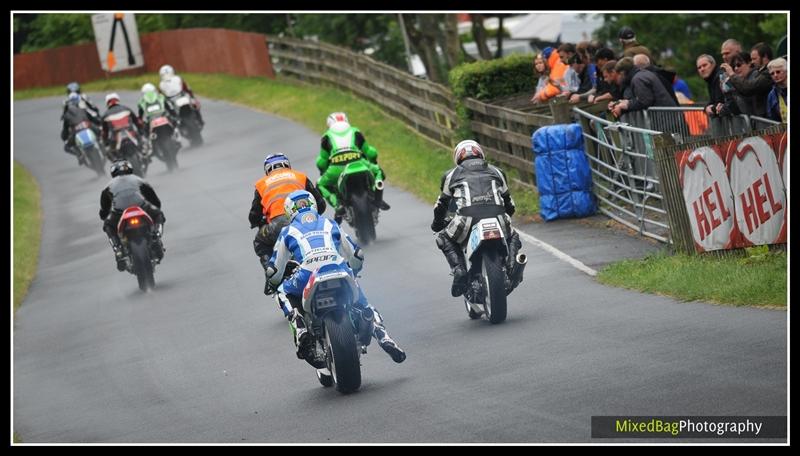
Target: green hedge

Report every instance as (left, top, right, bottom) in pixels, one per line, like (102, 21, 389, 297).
(449, 53, 535, 100)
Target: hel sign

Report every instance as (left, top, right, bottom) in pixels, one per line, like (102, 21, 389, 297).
(677, 132, 786, 252)
(92, 13, 144, 72)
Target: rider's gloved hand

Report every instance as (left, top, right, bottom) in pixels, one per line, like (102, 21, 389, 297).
(431, 218, 447, 233)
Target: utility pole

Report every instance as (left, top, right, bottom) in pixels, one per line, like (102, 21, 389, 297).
(397, 14, 415, 74)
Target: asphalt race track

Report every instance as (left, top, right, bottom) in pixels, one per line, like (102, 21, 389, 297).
(13, 94, 787, 443)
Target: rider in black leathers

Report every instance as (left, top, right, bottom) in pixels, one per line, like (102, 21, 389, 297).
(99, 160, 166, 271)
(430, 140, 522, 297)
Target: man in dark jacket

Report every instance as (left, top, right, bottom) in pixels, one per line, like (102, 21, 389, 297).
(100, 160, 165, 271)
(632, 54, 679, 105)
(610, 57, 678, 117)
(696, 54, 726, 117)
(719, 43, 774, 118)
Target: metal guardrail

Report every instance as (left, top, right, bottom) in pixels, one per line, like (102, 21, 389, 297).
(632, 107, 781, 144)
(574, 105, 782, 245)
(573, 107, 670, 243)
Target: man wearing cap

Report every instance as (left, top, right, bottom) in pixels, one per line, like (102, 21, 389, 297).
(619, 26, 654, 64)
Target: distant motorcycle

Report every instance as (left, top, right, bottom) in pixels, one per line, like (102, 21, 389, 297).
(148, 114, 181, 171)
(72, 121, 106, 177)
(168, 92, 203, 147)
(107, 125, 150, 178)
(335, 155, 383, 246)
(450, 207, 527, 324)
(116, 206, 164, 291)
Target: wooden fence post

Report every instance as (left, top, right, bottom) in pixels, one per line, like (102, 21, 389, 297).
(549, 97, 572, 124)
(653, 135, 695, 255)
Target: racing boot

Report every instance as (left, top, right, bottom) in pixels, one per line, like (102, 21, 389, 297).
(290, 309, 325, 368)
(372, 316, 406, 363)
(436, 232, 468, 297)
(375, 188, 391, 211)
(151, 224, 165, 262)
(110, 240, 127, 271)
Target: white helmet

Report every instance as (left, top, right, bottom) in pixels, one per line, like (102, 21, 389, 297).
(141, 82, 157, 95)
(453, 139, 485, 165)
(159, 64, 175, 81)
(326, 112, 349, 128)
(105, 92, 121, 107)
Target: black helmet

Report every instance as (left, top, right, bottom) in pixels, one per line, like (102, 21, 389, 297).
(618, 27, 635, 40)
(66, 82, 80, 94)
(110, 160, 134, 177)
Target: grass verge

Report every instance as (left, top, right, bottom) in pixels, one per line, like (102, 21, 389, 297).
(597, 247, 787, 308)
(13, 161, 42, 314)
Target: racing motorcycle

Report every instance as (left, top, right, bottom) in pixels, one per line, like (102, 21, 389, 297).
(334, 154, 383, 246)
(167, 92, 203, 147)
(147, 114, 181, 172)
(107, 123, 150, 178)
(72, 121, 106, 177)
(452, 207, 527, 324)
(276, 260, 376, 394)
(116, 206, 164, 291)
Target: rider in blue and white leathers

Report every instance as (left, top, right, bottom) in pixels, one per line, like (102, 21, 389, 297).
(266, 190, 406, 366)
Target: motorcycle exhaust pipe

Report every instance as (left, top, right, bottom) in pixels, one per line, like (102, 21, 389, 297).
(508, 253, 527, 294)
(355, 307, 374, 346)
(375, 180, 385, 191)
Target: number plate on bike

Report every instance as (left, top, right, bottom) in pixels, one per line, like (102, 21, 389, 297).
(480, 221, 501, 240)
(150, 117, 168, 128)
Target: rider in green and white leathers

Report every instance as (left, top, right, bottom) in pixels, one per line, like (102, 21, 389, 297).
(137, 83, 178, 136)
(315, 115, 390, 212)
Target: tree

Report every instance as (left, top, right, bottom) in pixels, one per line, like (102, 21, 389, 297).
(401, 14, 446, 82)
(470, 14, 493, 60)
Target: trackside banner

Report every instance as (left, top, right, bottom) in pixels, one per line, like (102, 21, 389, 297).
(676, 131, 787, 252)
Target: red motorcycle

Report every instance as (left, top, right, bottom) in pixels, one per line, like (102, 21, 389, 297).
(117, 206, 164, 291)
(107, 117, 150, 177)
(148, 115, 180, 171)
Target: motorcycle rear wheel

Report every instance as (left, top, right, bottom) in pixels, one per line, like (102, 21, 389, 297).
(130, 237, 155, 291)
(482, 249, 507, 324)
(323, 311, 361, 394)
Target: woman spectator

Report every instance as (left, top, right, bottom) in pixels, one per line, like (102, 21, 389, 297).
(766, 58, 787, 122)
(530, 49, 567, 104)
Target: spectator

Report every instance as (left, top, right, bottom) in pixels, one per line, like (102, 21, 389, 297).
(766, 58, 787, 122)
(618, 26, 654, 63)
(718, 51, 757, 116)
(558, 43, 576, 66)
(672, 73, 693, 100)
(719, 42, 774, 117)
(633, 54, 679, 105)
(609, 57, 678, 118)
(557, 43, 580, 96)
(530, 47, 568, 104)
(531, 53, 560, 104)
(696, 54, 725, 117)
(720, 38, 743, 65)
(568, 53, 598, 103)
(594, 47, 616, 69)
(590, 60, 621, 105)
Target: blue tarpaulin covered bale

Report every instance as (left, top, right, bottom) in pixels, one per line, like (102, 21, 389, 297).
(532, 124, 597, 221)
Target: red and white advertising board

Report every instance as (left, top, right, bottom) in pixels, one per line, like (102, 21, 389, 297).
(676, 132, 787, 252)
